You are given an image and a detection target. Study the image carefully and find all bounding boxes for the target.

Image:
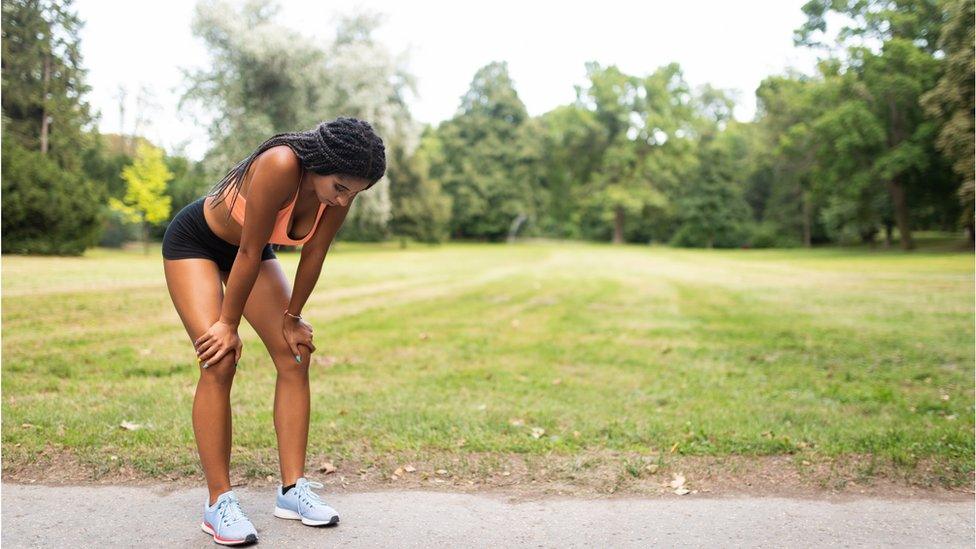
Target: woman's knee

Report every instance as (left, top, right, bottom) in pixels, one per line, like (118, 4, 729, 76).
(272, 345, 312, 379)
(198, 353, 237, 386)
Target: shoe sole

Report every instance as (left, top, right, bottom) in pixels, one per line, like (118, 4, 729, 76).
(201, 521, 258, 545)
(273, 506, 340, 526)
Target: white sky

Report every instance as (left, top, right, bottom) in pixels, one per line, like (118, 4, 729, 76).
(74, 0, 819, 160)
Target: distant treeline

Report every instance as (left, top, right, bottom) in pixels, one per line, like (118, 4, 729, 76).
(2, 0, 972, 254)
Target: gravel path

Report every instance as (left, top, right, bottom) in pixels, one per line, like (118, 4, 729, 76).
(2, 484, 972, 548)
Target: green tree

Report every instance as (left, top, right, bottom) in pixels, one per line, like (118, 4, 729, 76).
(1, 0, 103, 254)
(431, 62, 539, 240)
(796, 0, 949, 249)
(388, 129, 452, 243)
(109, 143, 173, 254)
(921, 0, 975, 239)
(576, 63, 697, 244)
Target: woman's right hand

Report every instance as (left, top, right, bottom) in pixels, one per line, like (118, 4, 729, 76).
(194, 320, 243, 367)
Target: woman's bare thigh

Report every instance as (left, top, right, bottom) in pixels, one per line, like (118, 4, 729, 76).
(164, 258, 226, 350)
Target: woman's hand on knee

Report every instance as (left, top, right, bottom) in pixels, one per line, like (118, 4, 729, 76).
(194, 320, 243, 366)
(282, 313, 315, 364)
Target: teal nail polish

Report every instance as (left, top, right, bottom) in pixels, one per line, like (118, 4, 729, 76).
(295, 355, 302, 363)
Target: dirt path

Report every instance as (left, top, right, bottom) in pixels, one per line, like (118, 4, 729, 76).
(2, 483, 972, 548)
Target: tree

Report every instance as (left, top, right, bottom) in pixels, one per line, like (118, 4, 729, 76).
(430, 61, 540, 240)
(388, 129, 452, 243)
(1, 0, 103, 255)
(575, 63, 697, 244)
(1, 0, 94, 168)
(921, 0, 975, 239)
(795, 0, 949, 249)
(672, 95, 753, 248)
(109, 143, 173, 254)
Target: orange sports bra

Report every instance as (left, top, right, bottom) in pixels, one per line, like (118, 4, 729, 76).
(226, 169, 327, 246)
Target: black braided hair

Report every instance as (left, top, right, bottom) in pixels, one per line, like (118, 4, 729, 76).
(205, 117, 386, 220)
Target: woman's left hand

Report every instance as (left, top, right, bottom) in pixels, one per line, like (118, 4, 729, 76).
(282, 312, 316, 364)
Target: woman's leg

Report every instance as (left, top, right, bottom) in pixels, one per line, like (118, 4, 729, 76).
(164, 258, 237, 505)
(221, 259, 313, 486)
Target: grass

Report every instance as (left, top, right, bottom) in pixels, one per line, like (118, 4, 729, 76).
(2, 239, 973, 488)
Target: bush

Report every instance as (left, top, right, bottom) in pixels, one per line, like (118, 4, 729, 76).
(747, 222, 802, 248)
(1, 138, 105, 255)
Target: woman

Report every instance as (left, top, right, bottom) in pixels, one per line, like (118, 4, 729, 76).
(162, 117, 385, 545)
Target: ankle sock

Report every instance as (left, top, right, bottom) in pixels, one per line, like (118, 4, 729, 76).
(282, 483, 296, 495)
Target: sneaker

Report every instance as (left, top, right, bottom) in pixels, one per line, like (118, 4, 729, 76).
(201, 490, 258, 545)
(273, 477, 340, 526)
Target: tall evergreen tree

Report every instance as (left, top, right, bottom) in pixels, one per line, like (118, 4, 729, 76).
(1, 0, 103, 255)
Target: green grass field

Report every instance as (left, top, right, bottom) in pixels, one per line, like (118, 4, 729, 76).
(2, 240, 973, 488)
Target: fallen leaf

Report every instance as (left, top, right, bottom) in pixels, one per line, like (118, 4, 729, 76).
(669, 442, 680, 453)
(509, 418, 525, 427)
(673, 487, 690, 495)
(572, 430, 581, 438)
(139, 348, 153, 356)
(436, 469, 448, 475)
(338, 409, 348, 416)
(669, 473, 686, 489)
(120, 421, 142, 431)
(476, 403, 487, 411)
(644, 463, 659, 474)
(510, 319, 521, 328)
(530, 427, 546, 439)
(358, 468, 368, 474)
(419, 332, 430, 340)
(394, 467, 404, 476)
(404, 465, 416, 473)
(318, 461, 336, 474)
(501, 471, 511, 476)
(552, 378, 562, 385)
(21, 423, 35, 429)
(110, 455, 118, 461)
(456, 438, 467, 447)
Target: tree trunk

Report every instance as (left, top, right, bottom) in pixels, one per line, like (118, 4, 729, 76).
(142, 221, 150, 255)
(612, 206, 624, 244)
(883, 222, 893, 248)
(40, 55, 51, 154)
(885, 98, 913, 250)
(887, 178, 914, 250)
(801, 190, 812, 247)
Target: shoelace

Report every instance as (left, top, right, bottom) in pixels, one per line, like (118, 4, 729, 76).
(296, 481, 328, 508)
(216, 496, 250, 527)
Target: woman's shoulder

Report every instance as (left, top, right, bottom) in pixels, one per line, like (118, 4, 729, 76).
(254, 144, 302, 177)
(242, 145, 303, 208)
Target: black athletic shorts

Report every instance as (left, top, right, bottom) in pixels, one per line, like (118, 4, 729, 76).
(162, 196, 276, 272)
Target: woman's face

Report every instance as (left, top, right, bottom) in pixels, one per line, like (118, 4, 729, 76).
(308, 173, 370, 208)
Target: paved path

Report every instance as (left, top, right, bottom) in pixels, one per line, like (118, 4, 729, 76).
(2, 484, 972, 548)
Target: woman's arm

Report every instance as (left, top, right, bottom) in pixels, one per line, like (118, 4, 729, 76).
(220, 148, 300, 327)
(286, 200, 353, 316)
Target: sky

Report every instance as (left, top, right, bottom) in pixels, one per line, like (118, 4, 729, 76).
(74, 0, 820, 160)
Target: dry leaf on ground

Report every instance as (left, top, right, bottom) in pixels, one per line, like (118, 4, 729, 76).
(318, 461, 336, 474)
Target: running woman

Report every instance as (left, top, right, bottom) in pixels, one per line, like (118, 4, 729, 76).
(161, 117, 385, 545)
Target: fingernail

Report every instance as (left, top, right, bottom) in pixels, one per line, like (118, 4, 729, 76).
(202, 362, 210, 369)
(295, 355, 302, 363)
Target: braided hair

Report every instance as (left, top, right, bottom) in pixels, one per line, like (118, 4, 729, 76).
(206, 117, 386, 220)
